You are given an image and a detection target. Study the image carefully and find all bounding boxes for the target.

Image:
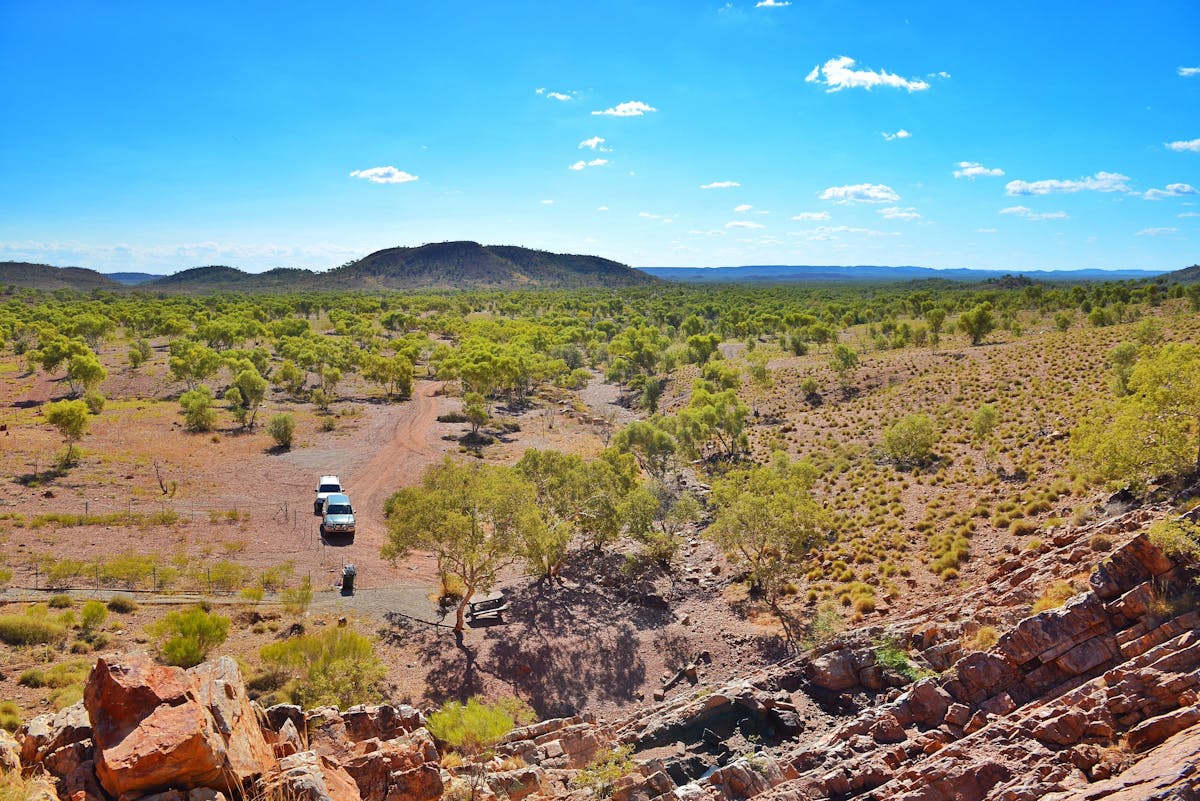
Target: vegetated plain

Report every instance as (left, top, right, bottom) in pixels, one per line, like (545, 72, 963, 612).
(1, 268, 1198, 727)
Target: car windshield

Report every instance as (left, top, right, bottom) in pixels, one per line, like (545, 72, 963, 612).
(318, 484, 340, 493)
(327, 504, 352, 515)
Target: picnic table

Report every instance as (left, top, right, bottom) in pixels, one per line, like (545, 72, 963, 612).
(467, 591, 509, 622)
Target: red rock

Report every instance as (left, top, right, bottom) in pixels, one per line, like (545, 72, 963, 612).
(1126, 706, 1200, 752)
(807, 649, 858, 692)
(266, 750, 362, 801)
(901, 679, 952, 728)
(19, 702, 92, 766)
(341, 731, 441, 801)
(86, 654, 272, 798)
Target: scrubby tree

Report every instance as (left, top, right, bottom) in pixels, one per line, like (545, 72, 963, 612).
(66, 351, 106, 397)
(705, 453, 828, 601)
(180, 386, 217, 432)
(168, 340, 222, 390)
(972, 403, 997, 443)
(225, 366, 268, 428)
(882, 413, 937, 467)
(612, 419, 677, 481)
(267, 413, 295, 448)
(958, 303, 996, 346)
(829, 343, 859, 388)
(383, 458, 544, 631)
(1107, 342, 1140, 397)
(43, 399, 90, 464)
(1073, 343, 1200, 491)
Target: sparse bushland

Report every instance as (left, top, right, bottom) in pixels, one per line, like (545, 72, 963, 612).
(258, 627, 387, 709)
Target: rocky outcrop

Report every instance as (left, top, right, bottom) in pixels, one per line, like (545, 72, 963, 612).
(84, 652, 274, 798)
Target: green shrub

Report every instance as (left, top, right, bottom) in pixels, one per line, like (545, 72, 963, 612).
(0, 614, 67, 646)
(1147, 519, 1200, 564)
(281, 576, 313, 616)
(267, 414, 295, 449)
(571, 745, 637, 797)
(106, 594, 138, 613)
(83, 390, 105, 414)
(259, 627, 386, 709)
(48, 594, 74, 609)
(426, 696, 528, 758)
(240, 586, 265, 603)
(18, 659, 89, 688)
(150, 606, 230, 667)
(0, 700, 21, 732)
(882, 413, 937, 466)
(80, 599, 108, 632)
(1009, 519, 1039, 537)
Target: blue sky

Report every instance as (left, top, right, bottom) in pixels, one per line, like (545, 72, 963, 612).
(1, 1, 1197, 274)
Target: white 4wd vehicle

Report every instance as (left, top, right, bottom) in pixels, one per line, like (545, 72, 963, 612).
(314, 475, 342, 515)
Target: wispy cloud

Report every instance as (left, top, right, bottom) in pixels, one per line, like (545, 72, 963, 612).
(349, 166, 418, 184)
(819, 183, 900, 203)
(1137, 227, 1179, 236)
(592, 100, 657, 117)
(1143, 183, 1198, 200)
(579, 136, 610, 151)
(793, 225, 895, 241)
(976, 228, 999, 233)
(726, 221, 766, 230)
(879, 206, 921, 220)
(700, 180, 740, 189)
(568, 158, 610, 171)
(1179, 67, 1200, 77)
(541, 199, 555, 205)
(1166, 138, 1200, 152)
(639, 212, 675, 223)
(805, 56, 931, 93)
(536, 87, 575, 101)
(882, 129, 911, 141)
(755, 0, 791, 6)
(1000, 205, 1068, 220)
(597, 205, 609, 212)
(1179, 211, 1200, 218)
(1006, 171, 1130, 196)
(954, 161, 1004, 179)
(791, 211, 831, 221)
(734, 204, 753, 213)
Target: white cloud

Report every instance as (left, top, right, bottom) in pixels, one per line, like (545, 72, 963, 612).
(755, 0, 791, 6)
(597, 205, 610, 212)
(882, 129, 912, 141)
(541, 199, 555, 205)
(805, 56, 931, 93)
(791, 211, 831, 221)
(1136, 227, 1179, 236)
(1179, 67, 1200, 77)
(1166, 138, 1200, 152)
(1005, 171, 1131, 196)
(726, 221, 766, 230)
(579, 136, 609, 150)
(734, 204, 753, 212)
(536, 88, 574, 101)
(1000, 205, 1069, 220)
(879, 206, 921, 220)
(1179, 211, 1200, 218)
(819, 183, 900, 203)
(794, 225, 895, 241)
(930, 71, 951, 79)
(700, 180, 740, 189)
(954, 161, 1004, 179)
(1143, 183, 1198, 200)
(639, 212, 675, 223)
(349, 166, 418, 184)
(592, 100, 657, 117)
(569, 158, 610, 171)
(976, 228, 999, 233)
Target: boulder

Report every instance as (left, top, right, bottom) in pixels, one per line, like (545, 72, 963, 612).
(19, 702, 92, 765)
(0, 729, 20, 773)
(1126, 706, 1200, 752)
(265, 750, 362, 801)
(340, 730, 442, 801)
(86, 653, 273, 798)
(900, 679, 952, 728)
(807, 650, 858, 692)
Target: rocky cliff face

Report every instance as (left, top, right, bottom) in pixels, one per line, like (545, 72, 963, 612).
(6, 511, 1199, 801)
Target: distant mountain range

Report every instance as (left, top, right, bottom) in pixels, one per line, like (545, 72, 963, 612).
(638, 265, 1170, 283)
(0, 246, 1191, 294)
(0, 242, 657, 293)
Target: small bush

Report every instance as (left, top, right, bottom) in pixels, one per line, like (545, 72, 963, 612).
(150, 606, 230, 667)
(80, 599, 108, 632)
(240, 586, 265, 603)
(267, 414, 295, 448)
(571, 744, 637, 797)
(963, 625, 999, 652)
(1147, 519, 1200, 564)
(83, 390, 106, 414)
(19, 659, 89, 688)
(0, 700, 21, 732)
(281, 576, 313, 616)
(260, 627, 386, 709)
(48, 594, 74, 609)
(1031, 580, 1076, 614)
(0, 614, 67, 646)
(1089, 534, 1114, 552)
(882, 413, 937, 467)
(107, 594, 139, 613)
(1009, 519, 1039, 537)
